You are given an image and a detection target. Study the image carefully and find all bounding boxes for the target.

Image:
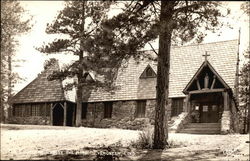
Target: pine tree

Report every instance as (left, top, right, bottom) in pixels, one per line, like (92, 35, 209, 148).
(96, 1, 229, 149)
(1, 0, 31, 122)
(37, 1, 113, 126)
(239, 48, 250, 133)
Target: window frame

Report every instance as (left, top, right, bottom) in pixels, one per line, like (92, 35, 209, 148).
(139, 65, 156, 79)
(171, 98, 184, 117)
(82, 103, 88, 119)
(104, 102, 113, 119)
(135, 100, 146, 118)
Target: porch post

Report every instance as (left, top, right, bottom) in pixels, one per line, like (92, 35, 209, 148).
(63, 101, 67, 126)
(223, 92, 229, 111)
(50, 103, 53, 125)
(221, 91, 231, 134)
(184, 94, 191, 113)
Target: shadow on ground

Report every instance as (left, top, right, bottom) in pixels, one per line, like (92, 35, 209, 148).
(135, 148, 224, 161)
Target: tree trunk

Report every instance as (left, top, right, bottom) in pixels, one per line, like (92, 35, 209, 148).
(75, 1, 86, 127)
(153, 1, 174, 149)
(0, 45, 3, 123)
(76, 51, 83, 127)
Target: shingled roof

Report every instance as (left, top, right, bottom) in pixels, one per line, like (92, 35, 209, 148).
(83, 39, 238, 102)
(11, 62, 75, 104)
(12, 39, 238, 104)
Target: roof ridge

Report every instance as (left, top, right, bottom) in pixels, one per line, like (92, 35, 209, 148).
(139, 39, 238, 52)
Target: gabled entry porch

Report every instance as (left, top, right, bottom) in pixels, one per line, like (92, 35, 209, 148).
(180, 57, 233, 134)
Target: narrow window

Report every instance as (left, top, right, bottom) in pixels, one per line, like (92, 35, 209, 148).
(45, 104, 50, 116)
(36, 105, 40, 116)
(82, 103, 88, 119)
(135, 100, 146, 118)
(17, 106, 21, 117)
(104, 102, 113, 118)
(13, 106, 16, 116)
(18, 106, 22, 117)
(31, 104, 36, 116)
(171, 98, 184, 117)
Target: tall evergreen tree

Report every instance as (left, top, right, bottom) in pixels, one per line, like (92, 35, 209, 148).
(96, 1, 229, 149)
(239, 48, 250, 133)
(1, 0, 31, 122)
(238, 1, 250, 134)
(38, 1, 113, 126)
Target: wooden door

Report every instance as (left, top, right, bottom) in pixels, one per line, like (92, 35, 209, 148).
(200, 103, 219, 123)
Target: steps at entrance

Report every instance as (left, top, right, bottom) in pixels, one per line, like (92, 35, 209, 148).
(179, 123, 221, 134)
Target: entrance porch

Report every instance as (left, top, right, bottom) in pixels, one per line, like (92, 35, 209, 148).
(189, 92, 223, 123)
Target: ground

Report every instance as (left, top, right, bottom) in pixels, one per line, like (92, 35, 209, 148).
(1, 124, 249, 160)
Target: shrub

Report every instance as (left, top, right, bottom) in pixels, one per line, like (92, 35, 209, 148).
(131, 125, 154, 149)
(130, 125, 182, 149)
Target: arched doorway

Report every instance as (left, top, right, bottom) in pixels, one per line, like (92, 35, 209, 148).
(52, 104, 64, 126)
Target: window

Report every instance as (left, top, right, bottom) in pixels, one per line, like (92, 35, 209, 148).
(13, 106, 19, 117)
(24, 105, 31, 117)
(203, 105, 208, 112)
(104, 102, 113, 118)
(31, 104, 40, 116)
(140, 65, 156, 78)
(84, 72, 95, 82)
(212, 105, 218, 111)
(146, 67, 154, 77)
(82, 103, 88, 119)
(45, 104, 50, 116)
(13, 104, 50, 117)
(135, 100, 146, 118)
(171, 98, 184, 117)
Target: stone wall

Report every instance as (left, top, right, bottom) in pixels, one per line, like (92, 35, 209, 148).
(230, 100, 240, 133)
(81, 99, 172, 130)
(221, 111, 231, 134)
(221, 97, 240, 134)
(7, 116, 50, 125)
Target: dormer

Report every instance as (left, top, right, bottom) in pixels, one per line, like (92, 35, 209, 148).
(140, 64, 156, 78)
(83, 72, 95, 82)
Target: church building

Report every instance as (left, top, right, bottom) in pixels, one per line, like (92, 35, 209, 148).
(9, 39, 240, 134)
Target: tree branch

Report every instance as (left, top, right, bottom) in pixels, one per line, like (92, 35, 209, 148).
(173, 3, 199, 14)
(148, 42, 158, 55)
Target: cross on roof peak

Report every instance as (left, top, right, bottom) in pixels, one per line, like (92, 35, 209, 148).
(202, 51, 210, 61)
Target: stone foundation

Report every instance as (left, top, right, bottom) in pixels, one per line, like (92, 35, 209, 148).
(7, 116, 50, 125)
(81, 99, 172, 130)
(221, 111, 231, 134)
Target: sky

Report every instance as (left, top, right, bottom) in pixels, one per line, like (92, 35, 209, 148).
(13, 1, 249, 94)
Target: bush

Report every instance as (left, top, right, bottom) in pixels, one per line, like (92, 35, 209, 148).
(131, 125, 154, 149)
(130, 125, 182, 149)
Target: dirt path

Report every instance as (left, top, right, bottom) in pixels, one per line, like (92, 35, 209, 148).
(1, 124, 249, 160)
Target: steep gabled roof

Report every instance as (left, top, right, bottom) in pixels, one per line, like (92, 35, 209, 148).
(13, 39, 238, 104)
(83, 39, 238, 102)
(11, 62, 74, 104)
(169, 39, 237, 97)
(183, 60, 231, 94)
